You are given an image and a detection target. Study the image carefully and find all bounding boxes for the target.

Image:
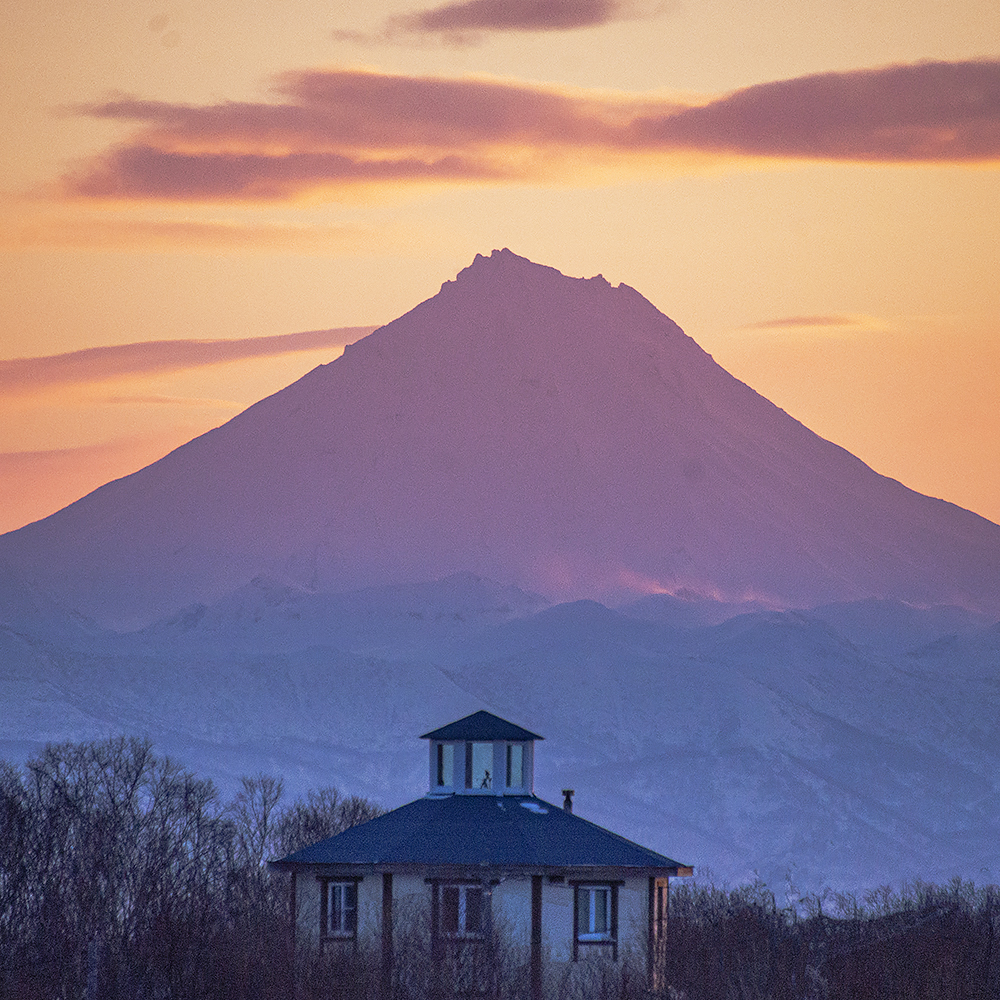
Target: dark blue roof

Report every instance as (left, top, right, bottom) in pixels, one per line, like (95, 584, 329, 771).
(271, 794, 686, 873)
(420, 710, 543, 742)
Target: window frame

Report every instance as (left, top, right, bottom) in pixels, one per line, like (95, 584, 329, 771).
(319, 877, 361, 943)
(430, 880, 492, 942)
(571, 882, 620, 961)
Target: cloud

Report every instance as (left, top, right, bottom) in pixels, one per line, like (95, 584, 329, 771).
(101, 393, 240, 407)
(742, 315, 864, 330)
(5, 214, 381, 253)
(60, 60, 1000, 203)
(65, 147, 505, 201)
(333, 0, 662, 46)
(0, 327, 375, 394)
(0, 430, 208, 534)
(739, 314, 893, 335)
(386, 0, 653, 37)
(639, 59, 1000, 162)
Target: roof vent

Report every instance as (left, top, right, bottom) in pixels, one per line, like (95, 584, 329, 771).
(562, 789, 574, 814)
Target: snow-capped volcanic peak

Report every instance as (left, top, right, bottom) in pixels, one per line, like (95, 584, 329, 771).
(3, 249, 1000, 628)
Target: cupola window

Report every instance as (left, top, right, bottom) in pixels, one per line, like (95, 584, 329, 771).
(436, 743, 455, 787)
(465, 742, 493, 789)
(506, 743, 524, 788)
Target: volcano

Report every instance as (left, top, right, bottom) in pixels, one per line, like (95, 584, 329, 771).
(3, 249, 999, 629)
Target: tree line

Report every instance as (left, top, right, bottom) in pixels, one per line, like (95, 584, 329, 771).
(0, 737, 380, 1000)
(2, 737, 999, 999)
(661, 877, 1000, 1000)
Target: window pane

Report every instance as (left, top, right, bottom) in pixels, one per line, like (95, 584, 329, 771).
(331, 884, 343, 930)
(437, 743, 454, 785)
(329, 882, 358, 934)
(345, 883, 357, 933)
(471, 742, 492, 789)
(576, 887, 612, 940)
(464, 887, 483, 933)
(506, 743, 523, 787)
(442, 886, 460, 933)
(594, 888, 608, 933)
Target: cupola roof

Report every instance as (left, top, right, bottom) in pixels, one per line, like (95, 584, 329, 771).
(420, 710, 543, 743)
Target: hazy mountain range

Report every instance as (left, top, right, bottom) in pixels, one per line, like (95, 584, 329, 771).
(2, 249, 999, 896)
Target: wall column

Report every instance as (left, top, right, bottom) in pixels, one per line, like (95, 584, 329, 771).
(647, 876, 656, 990)
(530, 875, 543, 1000)
(430, 882, 442, 1000)
(381, 873, 393, 1000)
(288, 871, 297, 1000)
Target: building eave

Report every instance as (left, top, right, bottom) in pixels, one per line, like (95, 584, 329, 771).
(268, 859, 692, 880)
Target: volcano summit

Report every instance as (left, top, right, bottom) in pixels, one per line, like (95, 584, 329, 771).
(3, 249, 1000, 628)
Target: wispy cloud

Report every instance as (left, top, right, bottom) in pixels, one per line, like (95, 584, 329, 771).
(5, 214, 381, 253)
(0, 430, 209, 534)
(101, 393, 241, 407)
(394, 0, 646, 33)
(59, 59, 1000, 203)
(0, 327, 374, 394)
(742, 315, 865, 330)
(341, 0, 664, 45)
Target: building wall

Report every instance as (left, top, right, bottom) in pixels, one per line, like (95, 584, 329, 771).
(293, 869, 651, 973)
(292, 870, 392, 952)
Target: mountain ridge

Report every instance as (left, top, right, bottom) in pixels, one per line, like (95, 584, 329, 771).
(2, 568, 999, 893)
(3, 248, 998, 628)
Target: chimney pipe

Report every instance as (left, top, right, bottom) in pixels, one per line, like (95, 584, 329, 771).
(562, 789, 574, 814)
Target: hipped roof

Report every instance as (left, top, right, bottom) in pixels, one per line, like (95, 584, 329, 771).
(271, 793, 686, 874)
(420, 710, 543, 742)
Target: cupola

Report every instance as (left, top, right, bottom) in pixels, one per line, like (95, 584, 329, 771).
(420, 710, 543, 796)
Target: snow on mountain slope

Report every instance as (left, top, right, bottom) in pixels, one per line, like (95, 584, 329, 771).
(0, 625, 482, 805)
(134, 572, 548, 656)
(428, 600, 1000, 892)
(2, 250, 1000, 628)
(3, 572, 999, 893)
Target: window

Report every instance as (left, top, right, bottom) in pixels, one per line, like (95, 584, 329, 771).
(465, 742, 493, 789)
(573, 884, 618, 959)
(576, 886, 611, 940)
(440, 884, 485, 937)
(436, 742, 455, 786)
(506, 743, 523, 788)
(321, 880, 358, 939)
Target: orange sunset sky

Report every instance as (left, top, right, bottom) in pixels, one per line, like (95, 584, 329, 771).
(2, 0, 999, 536)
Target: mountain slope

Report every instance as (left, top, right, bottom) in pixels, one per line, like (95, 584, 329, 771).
(4, 578, 999, 894)
(2, 249, 999, 628)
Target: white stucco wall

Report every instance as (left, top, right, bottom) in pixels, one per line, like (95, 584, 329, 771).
(292, 868, 652, 976)
(292, 871, 386, 950)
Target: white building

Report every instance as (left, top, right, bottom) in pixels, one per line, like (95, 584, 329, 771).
(271, 711, 692, 998)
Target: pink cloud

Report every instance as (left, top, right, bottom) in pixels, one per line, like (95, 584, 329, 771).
(6, 215, 375, 253)
(0, 328, 374, 394)
(60, 60, 1000, 204)
(66, 146, 506, 201)
(77, 72, 619, 151)
(638, 60, 1000, 162)
(391, 0, 647, 34)
(743, 315, 863, 330)
(333, 0, 664, 45)
(0, 431, 207, 533)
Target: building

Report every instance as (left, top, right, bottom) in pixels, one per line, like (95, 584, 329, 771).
(270, 710, 692, 998)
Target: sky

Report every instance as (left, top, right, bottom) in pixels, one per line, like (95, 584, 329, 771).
(2, 0, 999, 535)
